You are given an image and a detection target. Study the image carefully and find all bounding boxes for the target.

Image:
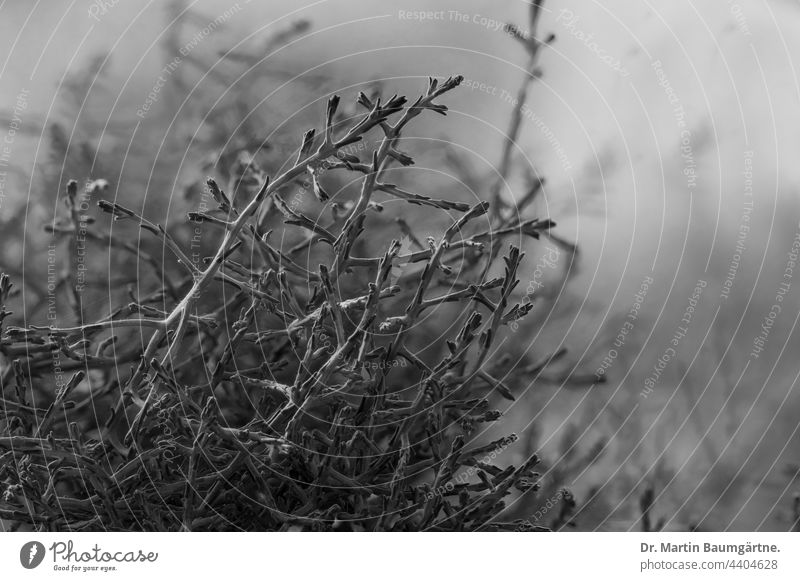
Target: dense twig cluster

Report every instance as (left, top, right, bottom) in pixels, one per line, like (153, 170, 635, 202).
(0, 76, 565, 531)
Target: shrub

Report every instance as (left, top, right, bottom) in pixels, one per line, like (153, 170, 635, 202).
(0, 76, 561, 531)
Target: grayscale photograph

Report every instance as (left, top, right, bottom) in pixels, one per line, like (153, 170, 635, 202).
(1, 0, 799, 547)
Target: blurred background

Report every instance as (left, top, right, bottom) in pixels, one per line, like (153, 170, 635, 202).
(2, 0, 800, 530)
